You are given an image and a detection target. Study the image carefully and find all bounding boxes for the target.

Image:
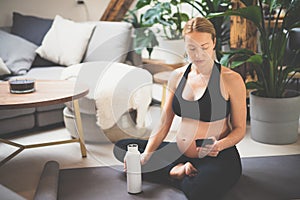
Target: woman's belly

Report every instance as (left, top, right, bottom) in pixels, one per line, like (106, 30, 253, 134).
(176, 117, 230, 158)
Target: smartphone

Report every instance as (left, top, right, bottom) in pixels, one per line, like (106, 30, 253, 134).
(195, 138, 214, 147)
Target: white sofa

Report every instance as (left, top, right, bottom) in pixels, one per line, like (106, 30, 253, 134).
(0, 13, 151, 142)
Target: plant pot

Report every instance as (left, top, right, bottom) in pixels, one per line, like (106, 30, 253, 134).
(156, 38, 185, 64)
(141, 39, 185, 64)
(250, 91, 300, 144)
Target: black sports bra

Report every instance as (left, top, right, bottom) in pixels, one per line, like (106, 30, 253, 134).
(172, 62, 230, 122)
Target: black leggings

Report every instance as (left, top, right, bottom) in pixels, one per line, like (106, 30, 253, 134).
(113, 139, 242, 200)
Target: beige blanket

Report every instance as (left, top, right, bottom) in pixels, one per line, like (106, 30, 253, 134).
(61, 61, 152, 129)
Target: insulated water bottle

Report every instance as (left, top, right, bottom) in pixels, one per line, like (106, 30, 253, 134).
(125, 143, 142, 194)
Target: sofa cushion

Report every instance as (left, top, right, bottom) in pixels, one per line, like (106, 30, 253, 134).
(35, 109, 64, 127)
(83, 21, 132, 63)
(31, 54, 59, 67)
(0, 114, 35, 135)
(21, 66, 65, 80)
(0, 108, 35, 120)
(9, 12, 60, 67)
(11, 12, 53, 46)
(36, 15, 95, 66)
(0, 57, 11, 76)
(0, 30, 37, 75)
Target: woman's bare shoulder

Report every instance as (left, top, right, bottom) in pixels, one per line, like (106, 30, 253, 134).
(221, 66, 246, 95)
(167, 64, 188, 89)
(170, 65, 187, 81)
(221, 66, 244, 84)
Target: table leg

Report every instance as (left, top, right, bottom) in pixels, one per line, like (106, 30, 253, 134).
(0, 139, 25, 167)
(161, 83, 167, 110)
(73, 99, 87, 157)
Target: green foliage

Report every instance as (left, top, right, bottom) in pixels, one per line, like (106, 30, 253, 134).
(209, 0, 300, 98)
(140, 0, 190, 40)
(125, 0, 232, 59)
(124, 9, 159, 58)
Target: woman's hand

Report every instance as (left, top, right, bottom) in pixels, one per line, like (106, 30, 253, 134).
(123, 152, 152, 172)
(205, 138, 221, 157)
(123, 158, 127, 172)
(196, 137, 221, 158)
(140, 152, 152, 165)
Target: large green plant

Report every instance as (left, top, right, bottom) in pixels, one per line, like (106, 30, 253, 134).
(209, 0, 300, 98)
(136, 0, 190, 40)
(182, 0, 231, 60)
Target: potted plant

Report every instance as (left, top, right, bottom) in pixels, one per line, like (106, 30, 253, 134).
(141, 0, 190, 40)
(124, 9, 159, 59)
(209, 0, 300, 144)
(132, 0, 190, 64)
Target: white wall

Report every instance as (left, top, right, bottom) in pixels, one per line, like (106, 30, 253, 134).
(0, 0, 112, 26)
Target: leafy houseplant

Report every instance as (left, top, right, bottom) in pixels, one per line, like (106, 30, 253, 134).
(124, 0, 190, 58)
(129, 0, 191, 63)
(210, 0, 300, 98)
(124, 10, 159, 59)
(140, 0, 190, 40)
(209, 0, 300, 144)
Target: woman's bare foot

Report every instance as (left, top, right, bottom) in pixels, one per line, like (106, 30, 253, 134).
(184, 162, 198, 177)
(170, 162, 198, 180)
(170, 163, 186, 179)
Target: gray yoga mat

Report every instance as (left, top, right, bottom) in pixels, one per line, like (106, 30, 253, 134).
(35, 154, 300, 200)
(222, 154, 300, 200)
(57, 165, 187, 200)
(33, 160, 59, 200)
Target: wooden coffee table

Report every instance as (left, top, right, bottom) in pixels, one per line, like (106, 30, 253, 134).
(0, 80, 89, 166)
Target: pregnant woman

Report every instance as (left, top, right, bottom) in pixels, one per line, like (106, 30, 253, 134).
(114, 17, 247, 200)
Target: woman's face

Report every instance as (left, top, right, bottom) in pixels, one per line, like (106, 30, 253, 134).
(185, 32, 216, 67)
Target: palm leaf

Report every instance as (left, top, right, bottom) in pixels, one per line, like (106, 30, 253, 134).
(207, 6, 263, 33)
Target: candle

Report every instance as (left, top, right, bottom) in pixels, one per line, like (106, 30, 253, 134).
(9, 79, 35, 94)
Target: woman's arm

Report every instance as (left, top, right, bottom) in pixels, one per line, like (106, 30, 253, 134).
(208, 69, 247, 156)
(142, 70, 182, 164)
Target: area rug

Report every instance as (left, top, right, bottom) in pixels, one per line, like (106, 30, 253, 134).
(34, 154, 300, 200)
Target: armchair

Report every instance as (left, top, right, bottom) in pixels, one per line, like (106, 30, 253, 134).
(61, 61, 153, 143)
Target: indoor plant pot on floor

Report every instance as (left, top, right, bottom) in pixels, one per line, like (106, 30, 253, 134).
(210, 0, 300, 144)
(250, 90, 300, 144)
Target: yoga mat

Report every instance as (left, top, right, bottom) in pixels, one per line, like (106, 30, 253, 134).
(222, 154, 300, 200)
(34, 161, 59, 200)
(57, 165, 187, 200)
(35, 154, 300, 200)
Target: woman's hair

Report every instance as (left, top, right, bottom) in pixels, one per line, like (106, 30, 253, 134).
(183, 17, 216, 41)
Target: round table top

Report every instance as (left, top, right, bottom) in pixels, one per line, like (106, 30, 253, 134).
(0, 80, 89, 109)
(153, 71, 173, 85)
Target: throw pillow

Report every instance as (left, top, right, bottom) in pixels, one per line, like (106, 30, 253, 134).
(36, 15, 95, 66)
(0, 30, 37, 75)
(11, 12, 53, 46)
(0, 57, 11, 76)
(31, 54, 60, 67)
